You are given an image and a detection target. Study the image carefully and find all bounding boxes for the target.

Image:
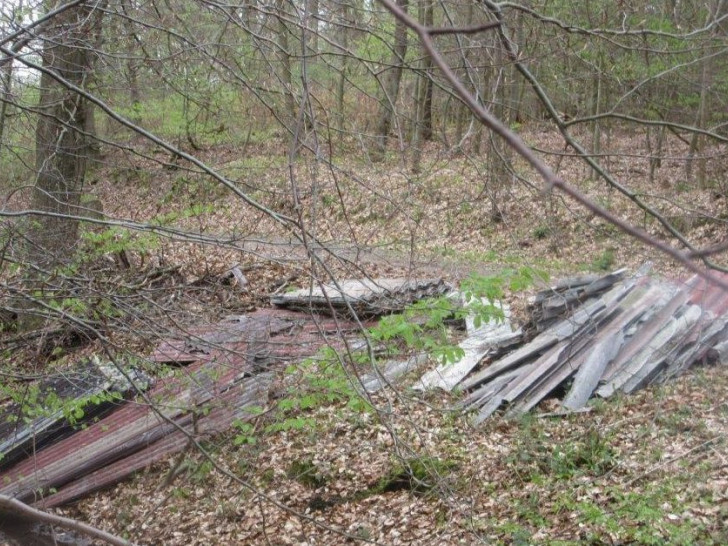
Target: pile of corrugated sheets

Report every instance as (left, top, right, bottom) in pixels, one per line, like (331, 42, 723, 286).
(415, 265, 728, 424)
(272, 278, 453, 315)
(0, 309, 366, 508)
(2, 270, 725, 510)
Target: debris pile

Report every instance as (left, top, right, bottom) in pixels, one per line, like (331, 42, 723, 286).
(271, 278, 452, 315)
(0, 309, 366, 508)
(0, 358, 149, 472)
(1, 270, 726, 509)
(419, 266, 728, 424)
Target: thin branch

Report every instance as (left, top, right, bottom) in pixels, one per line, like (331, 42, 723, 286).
(0, 0, 89, 65)
(0, 493, 134, 546)
(428, 21, 500, 36)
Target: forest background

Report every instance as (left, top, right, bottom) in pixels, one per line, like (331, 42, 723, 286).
(0, 0, 727, 543)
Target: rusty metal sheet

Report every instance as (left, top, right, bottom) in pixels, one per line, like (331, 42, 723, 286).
(0, 359, 150, 472)
(0, 307, 367, 506)
(35, 373, 273, 509)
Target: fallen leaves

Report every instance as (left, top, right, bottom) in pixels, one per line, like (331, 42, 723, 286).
(12, 127, 728, 544)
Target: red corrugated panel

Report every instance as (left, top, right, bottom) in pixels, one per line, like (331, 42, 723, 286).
(0, 308, 366, 505)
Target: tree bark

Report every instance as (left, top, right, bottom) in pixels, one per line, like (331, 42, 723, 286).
(337, 0, 351, 131)
(420, 0, 433, 141)
(307, 0, 319, 58)
(0, 60, 12, 158)
(25, 2, 98, 268)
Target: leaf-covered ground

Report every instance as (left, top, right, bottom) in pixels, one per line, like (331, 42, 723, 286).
(67, 366, 728, 544)
(12, 127, 728, 543)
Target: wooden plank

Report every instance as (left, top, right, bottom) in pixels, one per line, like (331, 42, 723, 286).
(503, 355, 582, 419)
(500, 281, 638, 418)
(271, 278, 453, 315)
(556, 283, 666, 410)
(582, 268, 628, 296)
(600, 281, 688, 384)
(503, 328, 598, 418)
(660, 316, 728, 379)
(458, 367, 524, 411)
(501, 342, 568, 403)
(531, 268, 627, 308)
(621, 305, 703, 394)
(459, 333, 557, 391)
(471, 325, 603, 422)
(463, 281, 632, 391)
(552, 273, 602, 291)
(472, 384, 514, 425)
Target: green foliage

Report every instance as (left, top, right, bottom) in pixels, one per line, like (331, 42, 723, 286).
(591, 248, 615, 271)
(0, 379, 123, 429)
(81, 225, 159, 259)
(532, 224, 552, 240)
(320, 193, 337, 207)
(266, 349, 371, 434)
(370, 270, 544, 365)
(151, 203, 215, 225)
(354, 22, 396, 65)
(510, 421, 615, 481)
(552, 482, 715, 544)
(264, 271, 543, 435)
(549, 428, 617, 479)
(232, 408, 263, 446)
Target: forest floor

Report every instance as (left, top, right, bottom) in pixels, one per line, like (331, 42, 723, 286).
(10, 126, 728, 544)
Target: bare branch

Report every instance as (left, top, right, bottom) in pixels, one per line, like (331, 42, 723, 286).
(0, 493, 134, 546)
(0, 0, 89, 65)
(428, 21, 500, 36)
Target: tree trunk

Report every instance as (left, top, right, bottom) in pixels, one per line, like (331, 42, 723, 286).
(411, 0, 434, 171)
(307, 0, 319, 58)
(336, 0, 351, 131)
(420, 0, 434, 141)
(0, 61, 12, 160)
(372, 0, 409, 161)
(121, 0, 142, 122)
(26, 2, 97, 268)
(276, 0, 297, 121)
(687, 52, 711, 189)
(508, 11, 525, 126)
